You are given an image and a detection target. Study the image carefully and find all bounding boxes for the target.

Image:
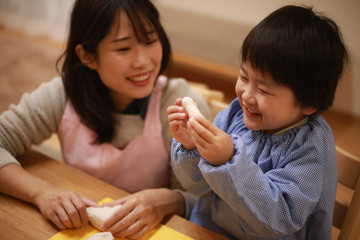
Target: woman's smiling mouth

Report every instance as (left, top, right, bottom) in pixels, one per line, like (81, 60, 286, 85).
(127, 72, 151, 82)
(127, 72, 152, 86)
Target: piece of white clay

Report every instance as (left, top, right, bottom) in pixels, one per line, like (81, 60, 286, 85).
(182, 97, 203, 118)
(86, 205, 122, 231)
(86, 232, 114, 240)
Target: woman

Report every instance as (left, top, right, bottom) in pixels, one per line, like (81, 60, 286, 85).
(0, 0, 211, 239)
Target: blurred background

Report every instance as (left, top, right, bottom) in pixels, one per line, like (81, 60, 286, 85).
(153, 0, 360, 118)
(0, 0, 359, 117)
(0, 0, 358, 158)
(0, 2, 358, 238)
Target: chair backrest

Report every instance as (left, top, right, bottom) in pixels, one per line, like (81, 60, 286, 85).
(333, 146, 360, 240)
(208, 99, 229, 117)
(188, 81, 229, 119)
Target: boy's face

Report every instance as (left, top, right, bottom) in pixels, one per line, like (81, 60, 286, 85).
(235, 62, 314, 134)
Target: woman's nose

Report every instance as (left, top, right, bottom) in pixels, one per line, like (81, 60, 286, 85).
(132, 46, 149, 68)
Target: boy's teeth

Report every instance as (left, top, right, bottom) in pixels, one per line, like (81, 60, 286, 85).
(247, 108, 256, 114)
(129, 74, 149, 82)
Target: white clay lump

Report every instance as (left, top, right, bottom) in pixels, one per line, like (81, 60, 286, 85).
(182, 97, 203, 118)
(86, 232, 114, 240)
(86, 205, 122, 231)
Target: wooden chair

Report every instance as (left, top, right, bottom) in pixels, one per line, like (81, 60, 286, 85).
(332, 146, 360, 240)
(168, 52, 238, 103)
(32, 133, 62, 161)
(188, 81, 229, 119)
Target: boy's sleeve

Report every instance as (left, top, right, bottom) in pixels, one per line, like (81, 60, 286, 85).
(197, 135, 327, 235)
(170, 139, 211, 197)
(173, 189, 198, 219)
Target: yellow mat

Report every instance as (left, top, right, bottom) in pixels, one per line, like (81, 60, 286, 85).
(49, 198, 193, 240)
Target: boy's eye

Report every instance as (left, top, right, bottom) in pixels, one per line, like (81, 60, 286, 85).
(258, 88, 270, 95)
(240, 75, 248, 82)
(117, 47, 131, 52)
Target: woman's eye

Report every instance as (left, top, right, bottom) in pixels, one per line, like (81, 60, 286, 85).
(146, 39, 158, 45)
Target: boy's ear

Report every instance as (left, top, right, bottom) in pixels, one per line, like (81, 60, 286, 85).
(302, 106, 317, 115)
(75, 44, 97, 70)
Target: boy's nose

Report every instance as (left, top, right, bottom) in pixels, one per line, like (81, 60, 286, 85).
(242, 87, 257, 105)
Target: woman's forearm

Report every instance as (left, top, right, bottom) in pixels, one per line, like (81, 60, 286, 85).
(0, 163, 53, 204)
(158, 188, 186, 217)
(0, 163, 97, 229)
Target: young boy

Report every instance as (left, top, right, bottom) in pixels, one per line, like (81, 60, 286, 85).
(167, 5, 347, 240)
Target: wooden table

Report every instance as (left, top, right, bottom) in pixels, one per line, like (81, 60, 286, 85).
(0, 151, 228, 240)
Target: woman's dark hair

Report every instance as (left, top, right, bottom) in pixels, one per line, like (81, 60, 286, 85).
(56, 0, 171, 143)
(241, 5, 348, 113)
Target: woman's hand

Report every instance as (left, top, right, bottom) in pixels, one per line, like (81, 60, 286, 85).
(32, 185, 98, 229)
(188, 116, 234, 166)
(101, 188, 185, 240)
(167, 98, 196, 150)
(0, 164, 98, 230)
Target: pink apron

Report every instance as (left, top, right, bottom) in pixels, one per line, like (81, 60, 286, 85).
(57, 76, 169, 193)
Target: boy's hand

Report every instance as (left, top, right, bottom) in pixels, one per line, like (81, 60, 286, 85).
(167, 98, 196, 150)
(188, 116, 234, 166)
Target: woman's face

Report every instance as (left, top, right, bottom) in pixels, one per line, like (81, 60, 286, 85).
(89, 11, 163, 111)
(235, 61, 314, 134)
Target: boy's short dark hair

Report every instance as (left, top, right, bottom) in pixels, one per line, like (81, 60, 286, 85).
(241, 5, 348, 113)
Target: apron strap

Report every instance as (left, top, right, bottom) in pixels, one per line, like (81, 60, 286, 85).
(143, 75, 167, 134)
